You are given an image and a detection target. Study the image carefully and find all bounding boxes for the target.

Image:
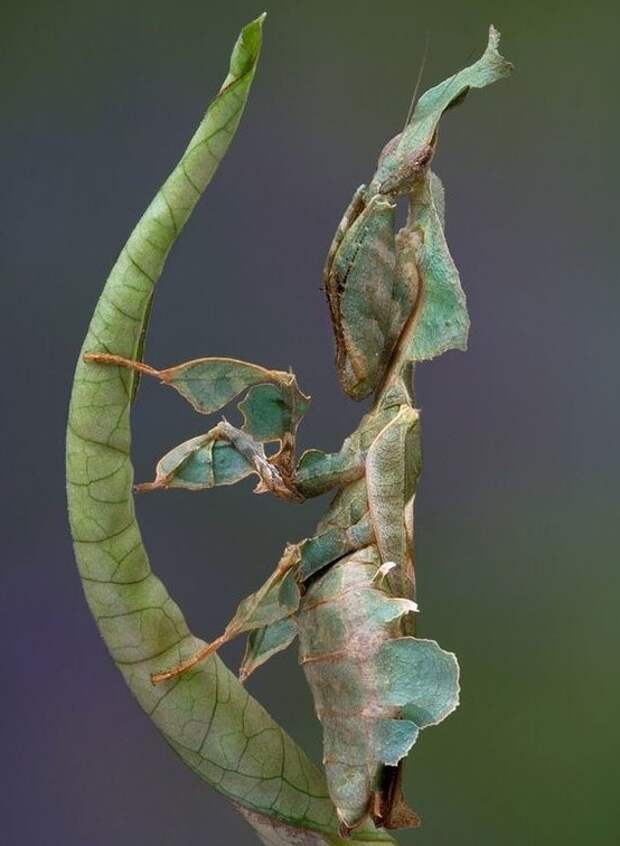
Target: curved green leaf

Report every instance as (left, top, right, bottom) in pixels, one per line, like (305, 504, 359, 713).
(65, 15, 394, 844)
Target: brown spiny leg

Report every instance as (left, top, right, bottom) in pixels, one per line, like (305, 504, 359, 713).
(83, 352, 161, 378)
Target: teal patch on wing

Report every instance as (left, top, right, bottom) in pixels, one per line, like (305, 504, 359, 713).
(240, 617, 298, 681)
(143, 434, 255, 491)
(404, 171, 471, 360)
(137, 427, 276, 491)
(163, 358, 280, 413)
(239, 381, 310, 443)
(371, 719, 419, 767)
(377, 637, 460, 728)
(160, 357, 309, 442)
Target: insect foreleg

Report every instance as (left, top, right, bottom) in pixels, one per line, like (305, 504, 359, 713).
(84, 353, 310, 428)
(83, 351, 160, 377)
(135, 420, 302, 501)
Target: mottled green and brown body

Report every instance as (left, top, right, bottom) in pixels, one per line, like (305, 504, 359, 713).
(298, 548, 458, 832)
(82, 25, 511, 837)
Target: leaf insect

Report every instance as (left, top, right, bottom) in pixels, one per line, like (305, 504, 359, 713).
(84, 27, 511, 837)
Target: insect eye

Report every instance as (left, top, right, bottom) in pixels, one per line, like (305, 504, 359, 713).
(410, 142, 434, 171)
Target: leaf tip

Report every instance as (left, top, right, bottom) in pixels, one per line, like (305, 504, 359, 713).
(485, 23, 514, 76)
(488, 23, 501, 45)
(241, 11, 267, 49)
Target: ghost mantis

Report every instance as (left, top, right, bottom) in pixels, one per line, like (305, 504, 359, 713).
(84, 26, 511, 837)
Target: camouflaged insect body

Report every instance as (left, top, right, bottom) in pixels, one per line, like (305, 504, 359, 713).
(298, 548, 458, 832)
(81, 25, 511, 837)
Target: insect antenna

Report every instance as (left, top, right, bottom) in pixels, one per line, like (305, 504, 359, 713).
(402, 31, 430, 133)
(401, 42, 480, 138)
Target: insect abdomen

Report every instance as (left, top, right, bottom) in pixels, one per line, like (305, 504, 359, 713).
(297, 547, 459, 833)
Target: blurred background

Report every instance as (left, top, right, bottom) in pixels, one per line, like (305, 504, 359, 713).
(1, 1, 617, 843)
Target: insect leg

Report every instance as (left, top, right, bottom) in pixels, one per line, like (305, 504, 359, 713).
(83, 352, 160, 378)
(151, 544, 301, 684)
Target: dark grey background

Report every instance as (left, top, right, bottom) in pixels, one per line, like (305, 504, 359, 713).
(1, 1, 617, 844)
